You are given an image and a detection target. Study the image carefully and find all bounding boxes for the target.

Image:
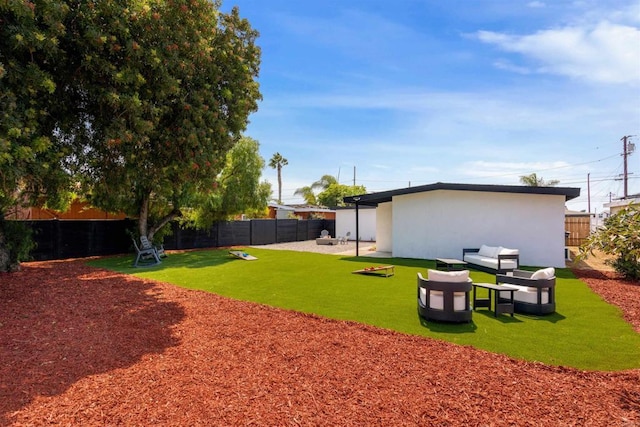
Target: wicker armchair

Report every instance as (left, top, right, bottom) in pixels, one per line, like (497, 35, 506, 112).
(496, 268, 556, 315)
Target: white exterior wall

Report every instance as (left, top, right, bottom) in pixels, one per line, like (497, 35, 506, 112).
(376, 202, 393, 252)
(391, 190, 566, 267)
(335, 208, 377, 242)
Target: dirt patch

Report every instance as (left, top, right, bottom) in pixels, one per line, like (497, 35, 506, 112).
(566, 246, 615, 272)
(1, 259, 639, 426)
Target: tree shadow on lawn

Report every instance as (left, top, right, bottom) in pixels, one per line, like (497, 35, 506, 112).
(0, 261, 185, 425)
(92, 248, 239, 271)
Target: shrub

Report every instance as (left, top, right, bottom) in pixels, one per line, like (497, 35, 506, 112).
(0, 220, 36, 272)
(578, 203, 640, 280)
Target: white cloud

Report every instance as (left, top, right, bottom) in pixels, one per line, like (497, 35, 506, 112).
(527, 1, 546, 8)
(476, 21, 640, 85)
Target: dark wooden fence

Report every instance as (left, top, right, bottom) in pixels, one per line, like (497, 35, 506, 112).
(22, 218, 335, 261)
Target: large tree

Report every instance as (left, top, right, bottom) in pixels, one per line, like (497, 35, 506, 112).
(317, 183, 366, 208)
(293, 186, 316, 205)
(268, 152, 288, 204)
(0, 1, 75, 271)
(311, 174, 338, 191)
(67, 0, 262, 241)
(185, 136, 271, 227)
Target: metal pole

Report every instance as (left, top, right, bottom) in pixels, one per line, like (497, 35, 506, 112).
(622, 135, 629, 198)
(355, 202, 360, 256)
(352, 197, 361, 256)
(587, 173, 591, 213)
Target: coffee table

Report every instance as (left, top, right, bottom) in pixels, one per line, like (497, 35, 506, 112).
(435, 258, 468, 271)
(472, 283, 518, 317)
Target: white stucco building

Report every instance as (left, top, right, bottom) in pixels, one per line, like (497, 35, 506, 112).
(335, 206, 376, 242)
(345, 182, 580, 268)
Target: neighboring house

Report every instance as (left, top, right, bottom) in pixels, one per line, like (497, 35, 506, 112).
(344, 182, 580, 268)
(267, 203, 335, 220)
(335, 206, 376, 242)
(603, 194, 640, 215)
(5, 199, 126, 220)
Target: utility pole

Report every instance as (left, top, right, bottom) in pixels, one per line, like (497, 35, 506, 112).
(622, 135, 629, 198)
(620, 135, 636, 198)
(587, 173, 591, 213)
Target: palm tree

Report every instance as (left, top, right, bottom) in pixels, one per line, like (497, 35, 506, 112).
(293, 186, 316, 205)
(519, 173, 559, 187)
(268, 152, 288, 203)
(311, 174, 338, 191)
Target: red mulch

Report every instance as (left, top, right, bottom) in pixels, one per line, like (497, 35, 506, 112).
(0, 261, 639, 426)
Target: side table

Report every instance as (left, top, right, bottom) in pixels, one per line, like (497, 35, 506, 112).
(472, 283, 518, 317)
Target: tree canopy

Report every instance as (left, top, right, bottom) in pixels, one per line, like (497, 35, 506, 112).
(1, 1, 75, 271)
(69, 0, 262, 240)
(184, 137, 271, 227)
(0, 0, 262, 270)
(294, 175, 364, 208)
(578, 204, 640, 280)
(519, 173, 559, 187)
(317, 183, 366, 208)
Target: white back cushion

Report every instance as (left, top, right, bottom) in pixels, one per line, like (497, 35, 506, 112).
(531, 267, 555, 280)
(427, 269, 470, 282)
(478, 245, 496, 257)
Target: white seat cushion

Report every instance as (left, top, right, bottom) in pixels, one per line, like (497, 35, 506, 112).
(500, 286, 549, 304)
(419, 288, 467, 311)
(463, 254, 518, 270)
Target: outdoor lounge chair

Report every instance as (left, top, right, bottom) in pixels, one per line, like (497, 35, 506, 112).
(338, 231, 351, 244)
(140, 235, 167, 258)
(496, 268, 556, 315)
(132, 238, 162, 267)
(417, 270, 473, 323)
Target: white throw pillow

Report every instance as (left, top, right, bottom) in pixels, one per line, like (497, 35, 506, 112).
(530, 267, 555, 280)
(427, 269, 470, 283)
(478, 245, 496, 257)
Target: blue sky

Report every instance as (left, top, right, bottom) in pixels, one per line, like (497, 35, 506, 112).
(221, 0, 640, 213)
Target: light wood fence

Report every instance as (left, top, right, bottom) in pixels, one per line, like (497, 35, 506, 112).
(564, 216, 591, 246)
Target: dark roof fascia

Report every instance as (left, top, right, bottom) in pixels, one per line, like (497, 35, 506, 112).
(343, 182, 581, 206)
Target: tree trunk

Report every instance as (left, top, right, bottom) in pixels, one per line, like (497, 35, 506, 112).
(0, 225, 19, 273)
(0, 237, 12, 272)
(148, 208, 181, 242)
(277, 165, 282, 204)
(138, 193, 150, 239)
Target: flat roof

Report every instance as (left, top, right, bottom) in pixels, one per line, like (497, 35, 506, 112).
(343, 182, 581, 207)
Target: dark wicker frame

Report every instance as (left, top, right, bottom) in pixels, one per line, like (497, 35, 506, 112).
(462, 248, 520, 276)
(417, 273, 473, 323)
(496, 269, 556, 315)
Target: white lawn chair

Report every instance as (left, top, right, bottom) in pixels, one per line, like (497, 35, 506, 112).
(140, 235, 166, 258)
(339, 231, 351, 244)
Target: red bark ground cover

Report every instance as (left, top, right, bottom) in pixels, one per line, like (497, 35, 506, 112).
(0, 260, 639, 426)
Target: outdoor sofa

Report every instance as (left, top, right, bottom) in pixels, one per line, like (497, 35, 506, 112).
(417, 269, 473, 323)
(463, 245, 520, 275)
(496, 268, 556, 315)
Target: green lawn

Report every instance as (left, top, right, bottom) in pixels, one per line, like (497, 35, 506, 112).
(88, 247, 640, 372)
